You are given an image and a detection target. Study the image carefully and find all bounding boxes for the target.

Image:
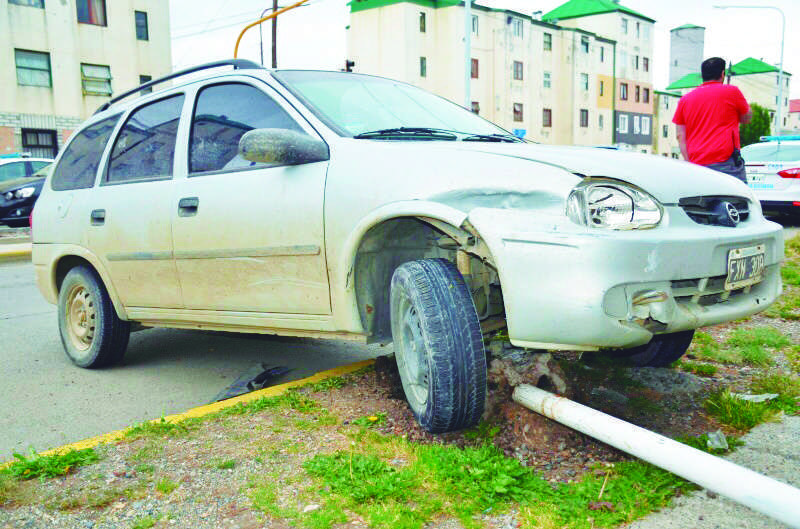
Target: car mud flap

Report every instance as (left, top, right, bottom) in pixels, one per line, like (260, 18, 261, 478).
(211, 364, 293, 403)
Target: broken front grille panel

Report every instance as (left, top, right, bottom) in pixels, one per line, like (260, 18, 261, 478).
(671, 275, 749, 306)
(678, 195, 750, 226)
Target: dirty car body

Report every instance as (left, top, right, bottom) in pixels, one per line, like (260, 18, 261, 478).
(32, 65, 783, 432)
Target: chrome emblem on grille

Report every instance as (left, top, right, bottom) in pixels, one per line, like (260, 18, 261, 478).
(724, 202, 740, 225)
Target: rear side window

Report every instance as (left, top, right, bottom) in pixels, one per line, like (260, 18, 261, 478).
(51, 114, 120, 191)
(189, 83, 304, 174)
(741, 143, 800, 162)
(107, 95, 184, 183)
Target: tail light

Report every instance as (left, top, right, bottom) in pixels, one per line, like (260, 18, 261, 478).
(778, 168, 800, 178)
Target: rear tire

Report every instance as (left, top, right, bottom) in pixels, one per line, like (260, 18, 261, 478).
(58, 266, 130, 368)
(390, 258, 486, 433)
(620, 330, 695, 367)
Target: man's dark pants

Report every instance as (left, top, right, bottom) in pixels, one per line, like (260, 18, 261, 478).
(704, 155, 747, 182)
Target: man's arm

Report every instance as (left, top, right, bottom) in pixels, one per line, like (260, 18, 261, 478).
(676, 124, 689, 161)
(740, 107, 752, 124)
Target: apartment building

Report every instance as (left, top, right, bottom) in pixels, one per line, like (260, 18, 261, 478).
(0, 0, 172, 157)
(665, 59, 792, 135)
(347, 0, 651, 147)
(652, 90, 680, 158)
(790, 100, 800, 133)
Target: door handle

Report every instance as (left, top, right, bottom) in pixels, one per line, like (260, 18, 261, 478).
(178, 197, 199, 217)
(90, 209, 105, 226)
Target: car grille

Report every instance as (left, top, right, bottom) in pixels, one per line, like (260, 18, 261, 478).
(678, 195, 750, 226)
(671, 275, 748, 306)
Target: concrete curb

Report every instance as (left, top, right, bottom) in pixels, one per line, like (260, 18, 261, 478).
(0, 242, 31, 263)
(0, 359, 374, 467)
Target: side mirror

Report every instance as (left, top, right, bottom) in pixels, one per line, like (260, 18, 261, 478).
(238, 128, 329, 166)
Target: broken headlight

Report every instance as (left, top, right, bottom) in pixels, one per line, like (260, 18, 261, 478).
(566, 181, 662, 230)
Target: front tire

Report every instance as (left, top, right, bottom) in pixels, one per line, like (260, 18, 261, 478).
(390, 258, 486, 433)
(58, 266, 130, 368)
(620, 330, 695, 367)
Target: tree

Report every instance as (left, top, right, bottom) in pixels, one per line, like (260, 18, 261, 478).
(740, 103, 771, 147)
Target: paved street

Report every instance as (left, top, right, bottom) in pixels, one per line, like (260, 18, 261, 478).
(0, 260, 384, 459)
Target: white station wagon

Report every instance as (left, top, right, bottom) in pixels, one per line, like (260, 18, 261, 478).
(33, 60, 784, 432)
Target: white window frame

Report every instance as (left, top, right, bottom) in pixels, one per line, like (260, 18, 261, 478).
(618, 114, 628, 134)
(633, 115, 641, 134)
(512, 18, 523, 38)
(543, 71, 551, 89)
(641, 116, 650, 135)
(81, 63, 112, 96)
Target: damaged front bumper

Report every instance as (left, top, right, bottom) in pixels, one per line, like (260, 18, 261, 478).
(468, 206, 784, 351)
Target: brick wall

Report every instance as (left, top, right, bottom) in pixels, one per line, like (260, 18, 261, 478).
(0, 126, 16, 155)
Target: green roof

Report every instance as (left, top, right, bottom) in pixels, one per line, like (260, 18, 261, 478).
(655, 90, 682, 97)
(666, 73, 703, 90)
(671, 24, 704, 31)
(730, 57, 779, 75)
(542, 0, 654, 23)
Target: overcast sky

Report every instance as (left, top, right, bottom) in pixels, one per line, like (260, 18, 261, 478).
(169, 0, 800, 99)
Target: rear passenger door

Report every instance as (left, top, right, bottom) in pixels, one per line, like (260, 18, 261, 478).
(171, 81, 330, 314)
(87, 95, 185, 308)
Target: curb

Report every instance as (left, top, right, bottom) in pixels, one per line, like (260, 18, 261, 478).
(1, 359, 375, 466)
(0, 243, 32, 263)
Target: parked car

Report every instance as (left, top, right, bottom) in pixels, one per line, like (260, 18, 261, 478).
(32, 60, 784, 433)
(742, 136, 800, 217)
(0, 155, 51, 183)
(0, 163, 52, 227)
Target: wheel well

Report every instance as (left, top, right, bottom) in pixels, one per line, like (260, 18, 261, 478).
(353, 217, 503, 342)
(55, 255, 96, 293)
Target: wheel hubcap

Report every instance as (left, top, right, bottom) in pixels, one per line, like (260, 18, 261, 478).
(396, 294, 429, 409)
(66, 285, 95, 351)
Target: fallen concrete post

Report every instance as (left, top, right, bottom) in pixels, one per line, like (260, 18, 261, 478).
(512, 384, 800, 528)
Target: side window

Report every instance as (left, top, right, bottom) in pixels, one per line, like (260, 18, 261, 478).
(107, 95, 184, 184)
(30, 161, 51, 173)
(0, 162, 27, 182)
(51, 114, 120, 191)
(189, 83, 305, 174)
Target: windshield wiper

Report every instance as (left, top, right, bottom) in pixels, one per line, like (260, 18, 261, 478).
(353, 127, 458, 140)
(462, 133, 523, 143)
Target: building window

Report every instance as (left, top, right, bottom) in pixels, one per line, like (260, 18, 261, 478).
(672, 153, 679, 159)
(22, 129, 57, 158)
(643, 88, 650, 104)
(634, 55, 639, 70)
(620, 83, 628, 100)
(580, 73, 589, 91)
(635, 85, 641, 102)
(636, 21, 640, 39)
(543, 108, 552, 127)
(14, 49, 51, 87)
(513, 103, 523, 122)
(621, 18, 628, 34)
(580, 109, 589, 128)
(76, 0, 107, 26)
(135, 11, 149, 40)
(633, 115, 640, 134)
(641, 116, 650, 135)
(543, 71, 551, 89)
(9, 0, 44, 7)
(472, 14, 478, 35)
(600, 46, 604, 62)
(618, 114, 628, 133)
(139, 74, 152, 94)
(81, 63, 112, 96)
(643, 57, 649, 72)
(512, 18, 523, 38)
(643, 25, 651, 40)
(471, 58, 479, 79)
(513, 61, 523, 81)
(471, 101, 480, 114)
(599, 114, 604, 129)
(543, 32, 552, 51)
(665, 97, 670, 110)
(419, 12, 426, 33)
(662, 124, 668, 138)
(599, 80, 604, 96)
(581, 36, 589, 53)
(419, 57, 426, 77)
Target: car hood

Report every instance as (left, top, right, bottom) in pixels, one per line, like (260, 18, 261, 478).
(444, 142, 754, 204)
(0, 177, 44, 193)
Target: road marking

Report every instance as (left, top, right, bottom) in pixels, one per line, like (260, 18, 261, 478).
(1, 359, 375, 466)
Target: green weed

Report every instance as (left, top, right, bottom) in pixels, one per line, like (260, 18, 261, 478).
(764, 289, 800, 320)
(726, 327, 791, 349)
(464, 420, 502, 441)
(125, 418, 192, 439)
(131, 516, 157, 529)
(5, 448, 99, 480)
(352, 413, 387, 428)
(134, 463, 155, 474)
(689, 332, 740, 364)
(679, 361, 718, 377)
(676, 434, 744, 455)
(704, 390, 779, 430)
(211, 459, 236, 470)
(216, 390, 318, 417)
(782, 262, 800, 286)
(155, 477, 178, 495)
(751, 372, 800, 415)
(304, 452, 415, 502)
(306, 376, 347, 391)
(129, 443, 162, 463)
(787, 346, 800, 373)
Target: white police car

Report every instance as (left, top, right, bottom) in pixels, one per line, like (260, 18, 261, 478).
(743, 136, 800, 216)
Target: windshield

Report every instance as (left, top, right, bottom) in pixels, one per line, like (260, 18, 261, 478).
(273, 70, 512, 139)
(741, 143, 800, 162)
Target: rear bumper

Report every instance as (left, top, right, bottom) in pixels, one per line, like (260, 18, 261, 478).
(760, 200, 800, 215)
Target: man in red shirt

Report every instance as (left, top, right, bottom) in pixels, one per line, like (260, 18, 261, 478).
(673, 57, 752, 181)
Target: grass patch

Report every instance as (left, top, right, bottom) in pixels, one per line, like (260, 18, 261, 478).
(689, 327, 791, 367)
(352, 413, 387, 428)
(726, 327, 791, 349)
(676, 434, 744, 455)
(764, 289, 800, 320)
(134, 463, 155, 474)
(678, 361, 718, 377)
(210, 459, 236, 470)
(155, 477, 178, 495)
(125, 418, 193, 440)
(4, 448, 99, 480)
(215, 390, 318, 418)
(131, 515, 157, 529)
(704, 390, 779, 430)
(751, 372, 800, 415)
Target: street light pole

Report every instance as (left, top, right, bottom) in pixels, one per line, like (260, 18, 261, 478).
(713, 5, 786, 136)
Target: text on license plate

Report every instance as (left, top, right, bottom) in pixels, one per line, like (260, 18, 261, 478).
(726, 244, 766, 290)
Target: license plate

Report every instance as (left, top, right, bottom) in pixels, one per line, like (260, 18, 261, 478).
(748, 183, 774, 189)
(726, 244, 766, 290)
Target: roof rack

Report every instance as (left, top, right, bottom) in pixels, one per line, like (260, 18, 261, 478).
(94, 59, 264, 115)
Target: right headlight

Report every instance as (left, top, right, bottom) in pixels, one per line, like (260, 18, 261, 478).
(566, 180, 662, 230)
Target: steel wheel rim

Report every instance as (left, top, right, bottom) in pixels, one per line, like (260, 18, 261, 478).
(65, 285, 95, 352)
(396, 292, 429, 410)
